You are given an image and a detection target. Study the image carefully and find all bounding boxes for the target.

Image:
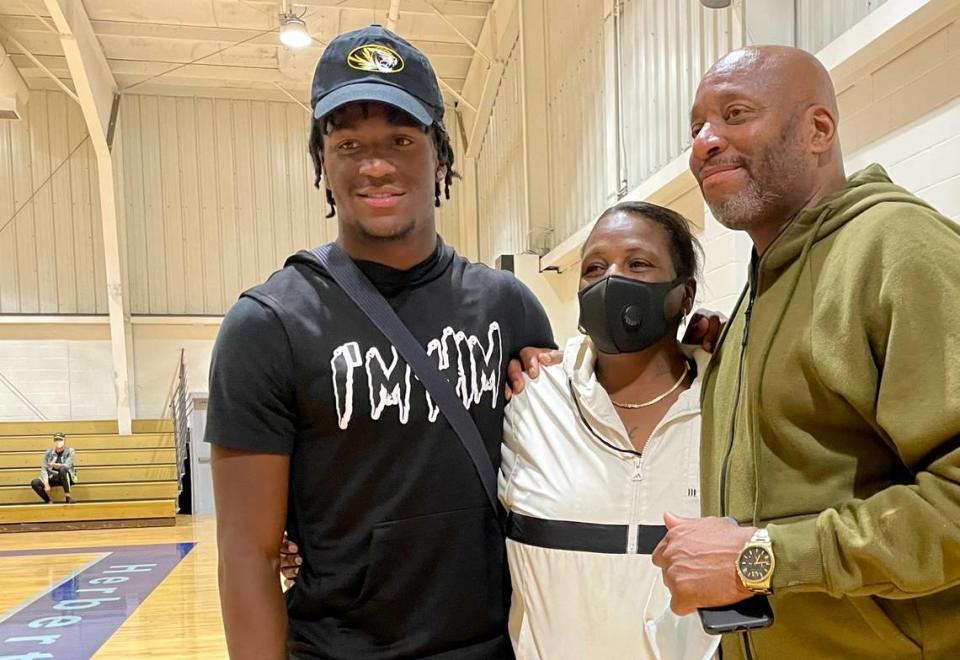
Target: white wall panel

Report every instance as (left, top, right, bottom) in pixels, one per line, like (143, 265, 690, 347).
(0, 326, 115, 421)
(847, 97, 960, 224)
(474, 0, 739, 263)
(131, 324, 217, 419)
(620, 0, 740, 192)
(476, 40, 526, 264)
(120, 94, 336, 315)
(121, 93, 465, 315)
(0, 323, 214, 421)
(0, 90, 106, 314)
(544, 0, 609, 248)
(798, 0, 889, 54)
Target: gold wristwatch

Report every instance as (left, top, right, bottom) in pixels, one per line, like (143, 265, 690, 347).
(736, 528, 775, 594)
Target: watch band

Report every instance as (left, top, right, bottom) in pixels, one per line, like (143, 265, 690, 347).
(751, 528, 771, 545)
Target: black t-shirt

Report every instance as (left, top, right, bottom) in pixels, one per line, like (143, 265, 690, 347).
(205, 238, 554, 659)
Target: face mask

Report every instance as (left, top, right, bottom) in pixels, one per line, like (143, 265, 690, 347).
(578, 275, 684, 354)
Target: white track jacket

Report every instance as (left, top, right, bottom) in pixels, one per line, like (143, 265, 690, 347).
(499, 335, 719, 660)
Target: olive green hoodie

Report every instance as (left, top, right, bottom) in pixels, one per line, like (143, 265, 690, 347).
(701, 164, 960, 659)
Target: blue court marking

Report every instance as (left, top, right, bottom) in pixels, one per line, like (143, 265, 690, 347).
(0, 543, 195, 659)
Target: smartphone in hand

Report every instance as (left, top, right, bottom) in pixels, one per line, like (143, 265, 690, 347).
(698, 595, 774, 635)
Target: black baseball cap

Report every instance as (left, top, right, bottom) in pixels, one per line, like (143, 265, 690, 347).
(311, 24, 444, 127)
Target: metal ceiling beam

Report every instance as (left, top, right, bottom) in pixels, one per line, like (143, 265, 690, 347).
(42, 0, 135, 434)
(436, 75, 476, 112)
(238, 0, 492, 18)
(0, 15, 480, 57)
(16, 0, 57, 34)
(11, 53, 467, 88)
(0, 25, 78, 101)
(271, 80, 310, 112)
(0, 0, 492, 18)
(43, 0, 115, 137)
(460, 0, 519, 157)
(424, 0, 490, 64)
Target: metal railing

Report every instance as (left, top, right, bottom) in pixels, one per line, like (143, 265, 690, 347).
(0, 369, 47, 420)
(161, 349, 191, 511)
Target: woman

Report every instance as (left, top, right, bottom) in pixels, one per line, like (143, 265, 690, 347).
(500, 201, 716, 659)
(281, 201, 717, 659)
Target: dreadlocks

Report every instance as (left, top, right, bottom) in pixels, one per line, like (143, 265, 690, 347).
(308, 103, 458, 219)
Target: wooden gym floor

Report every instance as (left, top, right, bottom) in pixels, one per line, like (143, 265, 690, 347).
(0, 514, 227, 659)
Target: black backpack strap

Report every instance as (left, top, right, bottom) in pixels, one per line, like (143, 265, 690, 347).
(310, 243, 500, 518)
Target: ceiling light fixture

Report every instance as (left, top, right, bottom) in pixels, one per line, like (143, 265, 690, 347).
(279, 6, 311, 49)
(699, 0, 732, 7)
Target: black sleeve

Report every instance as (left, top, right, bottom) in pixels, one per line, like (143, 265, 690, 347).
(204, 296, 297, 455)
(512, 278, 556, 352)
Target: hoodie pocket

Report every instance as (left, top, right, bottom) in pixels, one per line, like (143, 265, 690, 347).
(348, 506, 506, 648)
(849, 596, 922, 656)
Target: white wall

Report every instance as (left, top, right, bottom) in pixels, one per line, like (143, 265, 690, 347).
(544, 0, 609, 245)
(120, 94, 331, 316)
(0, 324, 115, 420)
(2, 91, 466, 318)
(847, 97, 960, 224)
(0, 322, 215, 421)
(697, 208, 753, 317)
(620, 0, 741, 191)
(473, 0, 741, 266)
(131, 324, 217, 418)
(0, 90, 106, 314)
(476, 39, 526, 265)
(797, 0, 889, 53)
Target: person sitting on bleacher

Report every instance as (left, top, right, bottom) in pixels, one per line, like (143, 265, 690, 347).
(30, 432, 77, 504)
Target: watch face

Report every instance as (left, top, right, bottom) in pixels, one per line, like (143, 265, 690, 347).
(739, 546, 773, 581)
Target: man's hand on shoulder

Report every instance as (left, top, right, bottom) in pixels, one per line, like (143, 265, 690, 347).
(505, 346, 564, 400)
(681, 309, 727, 353)
(651, 513, 756, 615)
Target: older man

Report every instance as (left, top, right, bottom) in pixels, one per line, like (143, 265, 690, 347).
(652, 46, 960, 658)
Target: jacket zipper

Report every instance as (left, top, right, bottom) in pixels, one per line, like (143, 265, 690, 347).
(726, 277, 758, 659)
(626, 454, 644, 553)
(719, 285, 756, 515)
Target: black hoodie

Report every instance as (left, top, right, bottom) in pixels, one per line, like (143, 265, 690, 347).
(206, 237, 553, 659)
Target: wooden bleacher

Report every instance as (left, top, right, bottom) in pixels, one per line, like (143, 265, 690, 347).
(0, 419, 180, 533)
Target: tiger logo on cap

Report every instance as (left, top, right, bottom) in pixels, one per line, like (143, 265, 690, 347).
(347, 44, 404, 73)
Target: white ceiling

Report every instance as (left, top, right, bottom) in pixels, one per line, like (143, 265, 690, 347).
(0, 0, 493, 104)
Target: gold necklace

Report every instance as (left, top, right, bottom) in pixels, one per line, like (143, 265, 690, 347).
(610, 362, 690, 409)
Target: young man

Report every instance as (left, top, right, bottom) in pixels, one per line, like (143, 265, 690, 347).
(652, 46, 960, 659)
(206, 25, 553, 660)
(30, 432, 76, 504)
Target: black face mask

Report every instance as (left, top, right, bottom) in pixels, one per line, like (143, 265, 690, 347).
(578, 275, 684, 354)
